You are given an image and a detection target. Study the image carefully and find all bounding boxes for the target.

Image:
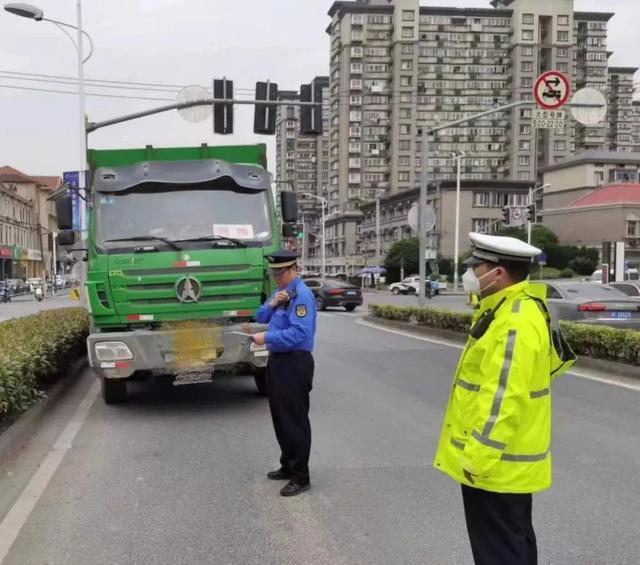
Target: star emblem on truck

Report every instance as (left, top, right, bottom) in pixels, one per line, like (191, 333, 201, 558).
(175, 277, 202, 303)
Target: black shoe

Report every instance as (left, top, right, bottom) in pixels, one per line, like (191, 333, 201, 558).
(280, 480, 310, 497)
(267, 468, 292, 480)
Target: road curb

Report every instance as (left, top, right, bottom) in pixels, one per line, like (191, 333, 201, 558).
(0, 357, 88, 464)
(363, 316, 640, 380)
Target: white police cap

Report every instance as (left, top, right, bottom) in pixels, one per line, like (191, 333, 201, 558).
(464, 232, 542, 266)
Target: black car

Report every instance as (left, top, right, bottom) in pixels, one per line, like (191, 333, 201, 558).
(304, 278, 363, 312)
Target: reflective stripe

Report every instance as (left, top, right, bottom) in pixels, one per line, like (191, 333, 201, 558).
(451, 438, 465, 450)
(482, 329, 517, 437)
(456, 379, 480, 392)
(511, 300, 521, 314)
(530, 387, 550, 399)
(501, 450, 549, 462)
(472, 430, 506, 450)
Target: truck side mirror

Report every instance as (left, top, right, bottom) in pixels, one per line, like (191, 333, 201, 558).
(280, 191, 298, 223)
(55, 195, 74, 230)
(57, 230, 76, 246)
(282, 223, 296, 237)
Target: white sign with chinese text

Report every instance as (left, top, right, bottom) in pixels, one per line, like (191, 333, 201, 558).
(533, 109, 566, 130)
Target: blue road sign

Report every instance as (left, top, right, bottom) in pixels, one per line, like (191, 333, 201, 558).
(63, 171, 81, 230)
(538, 251, 548, 266)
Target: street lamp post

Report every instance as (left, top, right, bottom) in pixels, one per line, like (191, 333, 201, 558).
(527, 183, 550, 245)
(302, 193, 327, 279)
(5, 1, 93, 298)
(451, 150, 465, 292)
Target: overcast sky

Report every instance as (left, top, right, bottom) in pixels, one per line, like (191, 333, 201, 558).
(0, 0, 637, 177)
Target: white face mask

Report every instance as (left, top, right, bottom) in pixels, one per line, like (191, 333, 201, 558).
(462, 267, 499, 296)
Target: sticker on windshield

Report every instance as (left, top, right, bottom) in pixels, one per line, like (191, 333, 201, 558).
(213, 224, 254, 240)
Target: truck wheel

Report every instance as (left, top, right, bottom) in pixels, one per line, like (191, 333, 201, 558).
(253, 369, 268, 396)
(392, 287, 400, 295)
(102, 378, 127, 404)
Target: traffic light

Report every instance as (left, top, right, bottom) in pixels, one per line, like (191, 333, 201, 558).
(253, 81, 278, 135)
(526, 204, 536, 223)
(213, 79, 233, 134)
(502, 206, 510, 225)
(300, 82, 323, 136)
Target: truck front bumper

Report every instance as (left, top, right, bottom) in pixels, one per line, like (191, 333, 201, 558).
(87, 324, 268, 380)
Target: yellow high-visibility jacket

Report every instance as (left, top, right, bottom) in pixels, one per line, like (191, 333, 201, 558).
(434, 280, 554, 493)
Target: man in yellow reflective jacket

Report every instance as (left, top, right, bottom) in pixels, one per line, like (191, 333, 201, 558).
(434, 232, 553, 565)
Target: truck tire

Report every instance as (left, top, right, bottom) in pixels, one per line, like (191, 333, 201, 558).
(102, 378, 127, 404)
(253, 368, 268, 396)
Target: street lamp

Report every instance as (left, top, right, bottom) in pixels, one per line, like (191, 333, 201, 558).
(450, 150, 465, 292)
(302, 193, 328, 279)
(5, 1, 93, 297)
(527, 183, 550, 244)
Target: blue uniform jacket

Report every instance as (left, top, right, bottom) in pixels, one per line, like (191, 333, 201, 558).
(256, 277, 316, 353)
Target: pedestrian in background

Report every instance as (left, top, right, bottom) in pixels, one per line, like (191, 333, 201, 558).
(434, 232, 574, 565)
(251, 250, 317, 497)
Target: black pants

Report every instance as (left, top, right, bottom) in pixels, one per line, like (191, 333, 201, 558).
(266, 352, 314, 484)
(461, 484, 537, 565)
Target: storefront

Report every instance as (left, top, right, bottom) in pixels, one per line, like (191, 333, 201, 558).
(0, 246, 12, 280)
(25, 248, 43, 278)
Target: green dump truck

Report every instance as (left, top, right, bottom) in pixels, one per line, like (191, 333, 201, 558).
(56, 143, 298, 404)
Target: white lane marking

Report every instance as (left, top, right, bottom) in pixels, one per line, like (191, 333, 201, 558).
(356, 319, 640, 392)
(0, 379, 100, 563)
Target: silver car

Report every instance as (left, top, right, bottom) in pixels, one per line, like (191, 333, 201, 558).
(544, 282, 640, 330)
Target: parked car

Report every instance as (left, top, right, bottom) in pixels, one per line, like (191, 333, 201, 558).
(391, 276, 448, 296)
(5, 278, 27, 295)
(544, 281, 640, 330)
(609, 281, 640, 297)
(588, 268, 639, 283)
(304, 278, 363, 311)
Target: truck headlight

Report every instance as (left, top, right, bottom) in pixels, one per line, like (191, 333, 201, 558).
(94, 342, 133, 361)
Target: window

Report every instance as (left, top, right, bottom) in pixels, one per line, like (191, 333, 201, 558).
(553, 140, 566, 151)
(522, 30, 534, 41)
(545, 284, 562, 299)
(521, 77, 532, 88)
(401, 60, 413, 70)
(522, 46, 533, 56)
(398, 172, 410, 182)
(399, 124, 411, 135)
(557, 47, 568, 57)
(520, 108, 532, 119)
(473, 219, 491, 233)
(519, 140, 531, 150)
(399, 140, 411, 151)
(401, 44, 414, 55)
(557, 31, 569, 42)
(402, 26, 414, 39)
(400, 75, 412, 86)
(522, 61, 533, 72)
(399, 108, 411, 119)
(627, 221, 637, 237)
(402, 10, 415, 21)
(474, 192, 490, 207)
(520, 124, 531, 135)
(351, 46, 363, 58)
(522, 13, 534, 25)
(518, 155, 530, 166)
(557, 62, 568, 73)
(558, 15, 569, 26)
(594, 171, 604, 185)
(399, 156, 410, 166)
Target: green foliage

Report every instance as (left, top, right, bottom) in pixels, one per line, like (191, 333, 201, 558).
(495, 225, 559, 251)
(369, 305, 640, 366)
(568, 256, 597, 276)
(559, 268, 575, 278)
(0, 308, 89, 422)
(384, 238, 419, 283)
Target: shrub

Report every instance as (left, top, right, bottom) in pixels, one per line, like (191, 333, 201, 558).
(568, 256, 597, 276)
(369, 304, 640, 367)
(531, 267, 562, 280)
(0, 308, 89, 422)
(559, 268, 575, 279)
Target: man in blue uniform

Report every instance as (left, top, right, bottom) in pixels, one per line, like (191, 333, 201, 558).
(251, 250, 317, 497)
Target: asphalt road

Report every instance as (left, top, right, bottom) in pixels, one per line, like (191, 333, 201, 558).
(0, 309, 638, 564)
(0, 292, 78, 322)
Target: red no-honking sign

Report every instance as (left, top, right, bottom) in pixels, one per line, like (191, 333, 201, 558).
(534, 71, 570, 110)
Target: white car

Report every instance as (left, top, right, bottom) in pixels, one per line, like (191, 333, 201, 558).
(388, 280, 416, 295)
(389, 276, 448, 295)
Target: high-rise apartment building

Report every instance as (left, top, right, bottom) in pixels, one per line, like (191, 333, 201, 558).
(323, 0, 636, 270)
(275, 77, 330, 272)
(606, 67, 638, 152)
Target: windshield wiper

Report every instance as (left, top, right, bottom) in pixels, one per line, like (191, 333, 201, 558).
(173, 235, 247, 248)
(104, 235, 182, 250)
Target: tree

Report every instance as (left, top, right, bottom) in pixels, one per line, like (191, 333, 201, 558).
(384, 238, 419, 283)
(495, 225, 559, 250)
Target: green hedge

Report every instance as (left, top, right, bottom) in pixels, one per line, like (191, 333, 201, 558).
(0, 308, 89, 423)
(369, 304, 640, 367)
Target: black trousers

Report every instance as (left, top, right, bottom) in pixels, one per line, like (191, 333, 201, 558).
(266, 352, 314, 484)
(461, 484, 537, 565)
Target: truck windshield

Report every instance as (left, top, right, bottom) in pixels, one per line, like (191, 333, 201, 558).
(95, 184, 272, 250)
